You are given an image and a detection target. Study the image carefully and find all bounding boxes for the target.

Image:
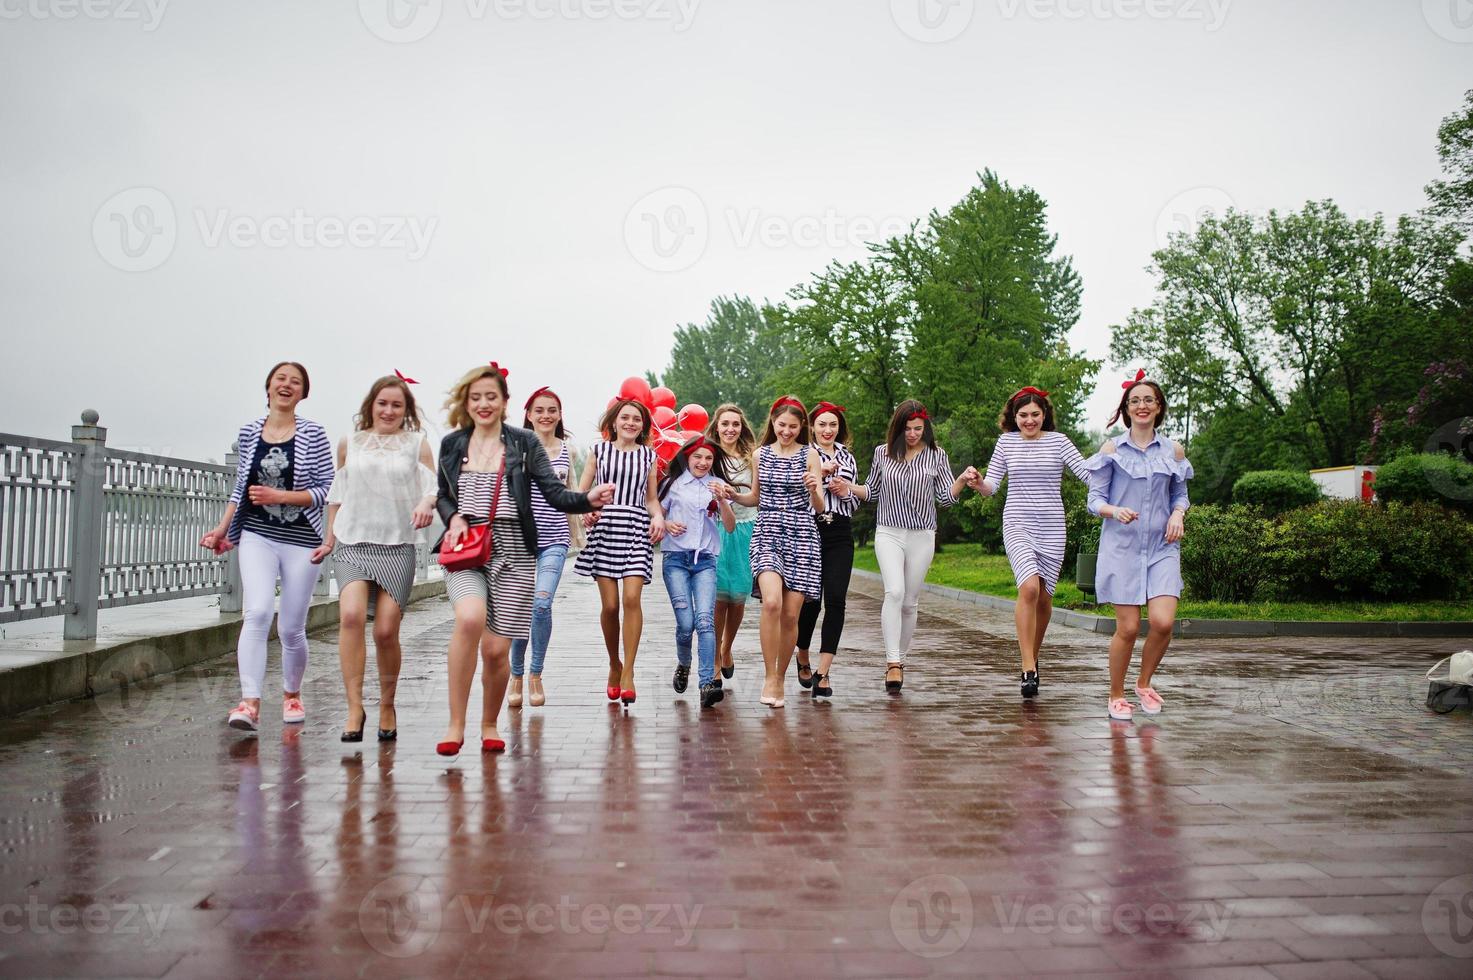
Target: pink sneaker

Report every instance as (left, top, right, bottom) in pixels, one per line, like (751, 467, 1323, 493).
(282, 697, 306, 724)
(1135, 686, 1164, 715)
(1107, 698, 1133, 721)
(227, 701, 259, 731)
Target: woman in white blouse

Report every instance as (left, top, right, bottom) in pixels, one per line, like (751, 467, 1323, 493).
(312, 374, 437, 742)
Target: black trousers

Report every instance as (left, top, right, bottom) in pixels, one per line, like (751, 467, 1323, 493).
(796, 514, 855, 656)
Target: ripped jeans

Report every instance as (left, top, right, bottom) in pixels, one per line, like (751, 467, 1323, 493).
(509, 544, 568, 677)
(660, 549, 717, 688)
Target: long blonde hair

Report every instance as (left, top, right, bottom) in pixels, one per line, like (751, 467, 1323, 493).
(444, 365, 510, 430)
(705, 403, 756, 484)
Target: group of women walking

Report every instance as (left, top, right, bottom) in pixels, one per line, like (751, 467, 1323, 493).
(199, 361, 1193, 756)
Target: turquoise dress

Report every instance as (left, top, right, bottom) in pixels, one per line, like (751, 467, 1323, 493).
(715, 457, 756, 603)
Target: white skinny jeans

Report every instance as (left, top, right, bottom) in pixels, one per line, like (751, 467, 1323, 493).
(874, 525, 935, 664)
(236, 530, 321, 699)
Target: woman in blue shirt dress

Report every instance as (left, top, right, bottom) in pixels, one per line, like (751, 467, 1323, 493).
(1085, 372, 1192, 723)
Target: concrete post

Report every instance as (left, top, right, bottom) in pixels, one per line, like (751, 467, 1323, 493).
(219, 441, 242, 614)
(64, 410, 106, 641)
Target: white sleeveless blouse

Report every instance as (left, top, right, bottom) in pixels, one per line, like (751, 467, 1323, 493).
(326, 430, 438, 545)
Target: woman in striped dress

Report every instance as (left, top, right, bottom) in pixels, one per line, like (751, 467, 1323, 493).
(706, 404, 757, 680)
(507, 386, 584, 709)
(575, 398, 666, 705)
(975, 387, 1090, 699)
(793, 401, 858, 699)
(312, 374, 437, 741)
(835, 400, 978, 691)
(743, 396, 825, 708)
(200, 361, 334, 733)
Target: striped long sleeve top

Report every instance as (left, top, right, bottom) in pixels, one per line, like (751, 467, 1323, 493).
(861, 445, 959, 531)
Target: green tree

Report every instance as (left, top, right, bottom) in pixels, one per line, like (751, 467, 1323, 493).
(659, 296, 788, 424)
(1426, 89, 1473, 233)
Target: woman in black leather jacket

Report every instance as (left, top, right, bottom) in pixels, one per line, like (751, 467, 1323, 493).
(432, 362, 613, 756)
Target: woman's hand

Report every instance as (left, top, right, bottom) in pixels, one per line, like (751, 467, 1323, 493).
(410, 500, 436, 530)
(665, 520, 688, 537)
(708, 481, 730, 500)
(821, 458, 839, 477)
(445, 515, 470, 550)
(828, 475, 852, 498)
(583, 512, 600, 529)
(199, 525, 233, 554)
(802, 471, 822, 492)
(649, 515, 666, 543)
(587, 483, 615, 508)
(959, 465, 980, 486)
(1112, 506, 1139, 525)
(309, 537, 334, 565)
(246, 485, 286, 506)
(1165, 510, 1185, 543)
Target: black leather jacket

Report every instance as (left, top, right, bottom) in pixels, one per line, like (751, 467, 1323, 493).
(435, 426, 593, 554)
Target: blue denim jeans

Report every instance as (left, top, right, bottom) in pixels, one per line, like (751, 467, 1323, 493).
(509, 544, 568, 677)
(660, 550, 717, 687)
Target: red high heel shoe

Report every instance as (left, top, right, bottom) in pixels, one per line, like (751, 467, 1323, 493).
(481, 738, 505, 753)
(435, 740, 463, 757)
(620, 689, 636, 705)
(606, 686, 620, 701)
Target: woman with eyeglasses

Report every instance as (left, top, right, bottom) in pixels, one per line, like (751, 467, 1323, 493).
(1085, 371, 1193, 723)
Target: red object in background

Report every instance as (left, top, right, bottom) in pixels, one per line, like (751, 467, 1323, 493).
(606, 396, 619, 410)
(619, 376, 654, 407)
(655, 437, 681, 463)
(1361, 469, 1376, 501)
(677, 404, 709, 432)
(652, 406, 678, 430)
(650, 386, 677, 410)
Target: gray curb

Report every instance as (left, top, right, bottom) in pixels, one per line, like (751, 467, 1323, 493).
(849, 570, 1473, 639)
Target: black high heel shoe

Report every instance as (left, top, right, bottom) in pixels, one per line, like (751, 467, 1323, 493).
(1020, 670, 1039, 699)
(797, 658, 814, 689)
(377, 706, 397, 742)
(812, 673, 832, 699)
(721, 663, 734, 680)
(341, 708, 366, 743)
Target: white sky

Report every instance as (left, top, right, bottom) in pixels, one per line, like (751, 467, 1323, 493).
(1, 0, 1468, 461)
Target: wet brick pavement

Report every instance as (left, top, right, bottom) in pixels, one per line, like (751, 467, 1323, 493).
(2, 561, 1472, 978)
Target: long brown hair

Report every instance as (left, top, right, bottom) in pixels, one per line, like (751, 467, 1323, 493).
(705, 403, 756, 484)
(886, 399, 936, 460)
(998, 391, 1056, 433)
(759, 396, 810, 446)
(355, 376, 423, 431)
(599, 398, 652, 445)
(264, 361, 310, 399)
(445, 365, 510, 430)
(523, 386, 567, 439)
(1108, 380, 1168, 429)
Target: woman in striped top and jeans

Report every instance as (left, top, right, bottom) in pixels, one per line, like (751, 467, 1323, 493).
(835, 400, 978, 691)
(200, 361, 335, 732)
(507, 386, 584, 709)
(793, 401, 858, 699)
(975, 388, 1090, 700)
(574, 398, 667, 705)
(313, 374, 438, 741)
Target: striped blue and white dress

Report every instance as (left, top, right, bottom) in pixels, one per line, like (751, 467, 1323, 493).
(982, 431, 1090, 595)
(749, 445, 822, 600)
(574, 442, 656, 583)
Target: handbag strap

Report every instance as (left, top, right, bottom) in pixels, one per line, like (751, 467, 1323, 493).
(486, 452, 507, 554)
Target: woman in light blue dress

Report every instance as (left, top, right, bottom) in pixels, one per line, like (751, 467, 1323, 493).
(1085, 371, 1192, 722)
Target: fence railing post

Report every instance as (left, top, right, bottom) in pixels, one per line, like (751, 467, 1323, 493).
(63, 409, 106, 641)
(219, 441, 242, 614)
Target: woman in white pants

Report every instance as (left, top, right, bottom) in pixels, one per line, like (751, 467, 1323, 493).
(201, 361, 336, 732)
(832, 400, 976, 692)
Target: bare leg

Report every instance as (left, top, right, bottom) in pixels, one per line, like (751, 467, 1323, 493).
(1137, 596, 1177, 689)
(776, 591, 806, 680)
(1031, 585, 1053, 668)
(1108, 605, 1142, 701)
(717, 599, 745, 671)
(337, 581, 370, 731)
(756, 572, 786, 701)
(619, 577, 644, 691)
(480, 631, 512, 741)
(370, 588, 403, 733)
(1014, 576, 1040, 672)
(596, 577, 623, 691)
(443, 598, 486, 745)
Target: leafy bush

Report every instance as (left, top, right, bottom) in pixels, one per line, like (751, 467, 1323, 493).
(1232, 470, 1322, 514)
(1181, 505, 1277, 602)
(1373, 451, 1473, 514)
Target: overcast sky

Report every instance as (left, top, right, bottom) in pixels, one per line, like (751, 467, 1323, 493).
(1, 0, 1468, 462)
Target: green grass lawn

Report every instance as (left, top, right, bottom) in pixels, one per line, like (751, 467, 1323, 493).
(853, 543, 1473, 623)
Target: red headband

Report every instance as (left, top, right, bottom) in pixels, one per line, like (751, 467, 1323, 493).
(811, 401, 846, 419)
(1010, 386, 1049, 402)
(909, 407, 931, 422)
(680, 436, 714, 457)
(524, 385, 559, 411)
(488, 361, 510, 378)
(1121, 368, 1147, 390)
(771, 396, 805, 414)
(394, 369, 418, 385)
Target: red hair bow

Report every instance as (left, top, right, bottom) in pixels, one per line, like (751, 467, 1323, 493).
(489, 361, 510, 378)
(1121, 368, 1147, 390)
(394, 369, 418, 384)
(812, 401, 846, 418)
(771, 396, 805, 414)
(910, 407, 931, 422)
(680, 436, 713, 457)
(1011, 386, 1049, 402)
(524, 385, 558, 410)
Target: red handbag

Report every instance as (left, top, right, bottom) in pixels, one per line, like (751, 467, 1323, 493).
(438, 455, 504, 572)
